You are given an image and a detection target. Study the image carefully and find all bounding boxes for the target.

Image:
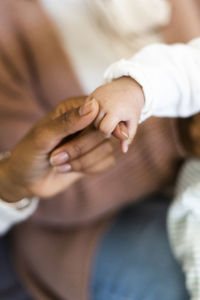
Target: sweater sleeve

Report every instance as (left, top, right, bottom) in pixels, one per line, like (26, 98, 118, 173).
(0, 198, 39, 236)
(104, 38, 200, 122)
(168, 159, 200, 300)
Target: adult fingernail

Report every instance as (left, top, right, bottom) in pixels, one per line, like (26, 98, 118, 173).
(54, 164, 72, 173)
(50, 152, 69, 166)
(79, 99, 95, 116)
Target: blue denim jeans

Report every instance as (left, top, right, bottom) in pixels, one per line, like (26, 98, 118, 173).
(0, 195, 189, 300)
(91, 195, 189, 300)
(0, 235, 31, 300)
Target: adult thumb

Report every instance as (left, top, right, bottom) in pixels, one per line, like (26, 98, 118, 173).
(38, 99, 99, 151)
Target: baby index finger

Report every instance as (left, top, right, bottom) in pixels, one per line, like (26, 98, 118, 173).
(99, 114, 120, 137)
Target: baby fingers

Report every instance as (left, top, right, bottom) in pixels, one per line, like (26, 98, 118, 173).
(113, 122, 129, 141)
(99, 113, 119, 137)
(121, 119, 138, 153)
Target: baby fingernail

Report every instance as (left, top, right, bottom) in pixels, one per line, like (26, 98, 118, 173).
(118, 122, 129, 139)
(54, 164, 72, 173)
(121, 131, 129, 139)
(50, 152, 69, 166)
(122, 141, 129, 153)
(123, 144, 129, 153)
(79, 98, 95, 116)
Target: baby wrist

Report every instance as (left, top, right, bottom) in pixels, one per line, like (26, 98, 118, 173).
(104, 58, 154, 123)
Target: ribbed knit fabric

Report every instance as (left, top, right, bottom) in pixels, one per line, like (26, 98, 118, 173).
(168, 159, 200, 300)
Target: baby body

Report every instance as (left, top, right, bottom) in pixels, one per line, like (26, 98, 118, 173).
(89, 38, 200, 300)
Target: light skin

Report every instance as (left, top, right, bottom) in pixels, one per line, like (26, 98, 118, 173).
(0, 97, 119, 203)
(88, 0, 200, 154)
(88, 76, 145, 153)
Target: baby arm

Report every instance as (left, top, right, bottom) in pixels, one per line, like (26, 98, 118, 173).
(89, 37, 200, 152)
(89, 76, 145, 153)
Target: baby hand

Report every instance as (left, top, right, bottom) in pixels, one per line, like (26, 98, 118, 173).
(88, 76, 145, 152)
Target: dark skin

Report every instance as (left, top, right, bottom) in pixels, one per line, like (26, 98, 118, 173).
(0, 97, 128, 203)
(163, 0, 200, 44)
(2, 0, 200, 205)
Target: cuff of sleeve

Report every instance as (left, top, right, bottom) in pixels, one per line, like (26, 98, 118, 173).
(0, 197, 39, 235)
(104, 58, 155, 123)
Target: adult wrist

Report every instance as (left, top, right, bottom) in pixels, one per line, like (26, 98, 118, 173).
(0, 154, 33, 203)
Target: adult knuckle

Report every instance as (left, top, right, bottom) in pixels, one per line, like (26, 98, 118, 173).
(72, 143, 83, 158)
(61, 112, 73, 129)
(31, 126, 45, 148)
(62, 110, 75, 128)
(71, 158, 85, 171)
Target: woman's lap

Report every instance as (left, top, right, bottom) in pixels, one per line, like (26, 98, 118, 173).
(0, 195, 189, 300)
(91, 195, 189, 300)
(0, 235, 31, 300)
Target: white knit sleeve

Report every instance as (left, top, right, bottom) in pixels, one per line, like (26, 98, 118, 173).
(0, 198, 39, 236)
(0, 152, 39, 236)
(168, 159, 200, 300)
(104, 38, 200, 122)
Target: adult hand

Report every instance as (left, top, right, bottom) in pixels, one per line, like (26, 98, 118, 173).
(0, 97, 115, 203)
